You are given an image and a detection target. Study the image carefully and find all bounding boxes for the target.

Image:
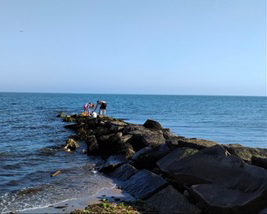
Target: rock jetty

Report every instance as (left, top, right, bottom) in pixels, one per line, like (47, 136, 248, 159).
(58, 113, 267, 214)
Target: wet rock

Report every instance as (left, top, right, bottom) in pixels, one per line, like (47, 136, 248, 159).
(131, 144, 171, 170)
(145, 185, 201, 214)
(223, 144, 267, 162)
(156, 147, 199, 173)
(122, 169, 168, 200)
(143, 119, 163, 130)
(109, 163, 138, 181)
(251, 156, 267, 169)
(99, 155, 127, 173)
(64, 139, 79, 151)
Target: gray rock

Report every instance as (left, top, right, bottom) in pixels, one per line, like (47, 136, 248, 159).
(99, 155, 126, 173)
(145, 185, 201, 214)
(131, 144, 171, 169)
(177, 138, 218, 150)
(109, 163, 138, 181)
(122, 169, 168, 200)
(165, 145, 267, 213)
(190, 184, 267, 214)
(143, 119, 163, 130)
(157, 147, 198, 173)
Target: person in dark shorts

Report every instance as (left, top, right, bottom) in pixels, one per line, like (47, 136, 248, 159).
(94, 100, 107, 116)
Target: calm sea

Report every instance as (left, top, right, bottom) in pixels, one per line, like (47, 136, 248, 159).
(0, 92, 266, 212)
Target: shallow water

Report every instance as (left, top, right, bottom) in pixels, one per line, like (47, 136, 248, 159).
(0, 92, 266, 212)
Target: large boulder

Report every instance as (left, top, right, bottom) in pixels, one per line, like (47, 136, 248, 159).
(127, 128, 166, 151)
(143, 119, 163, 130)
(161, 145, 267, 213)
(109, 163, 138, 181)
(223, 144, 267, 162)
(98, 155, 126, 173)
(131, 144, 172, 170)
(145, 185, 201, 214)
(156, 147, 199, 173)
(190, 183, 267, 214)
(122, 169, 168, 200)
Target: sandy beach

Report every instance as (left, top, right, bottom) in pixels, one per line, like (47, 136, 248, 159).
(19, 187, 135, 214)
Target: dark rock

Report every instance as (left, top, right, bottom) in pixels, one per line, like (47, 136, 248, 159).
(85, 135, 99, 155)
(251, 156, 267, 169)
(64, 139, 79, 151)
(145, 185, 201, 214)
(163, 145, 267, 213)
(64, 123, 82, 131)
(122, 169, 168, 200)
(190, 183, 267, 214)
(127, 129, 166, 151)
(177, 137, 218, 150)
(109, 163, 138, 181)
(143, 119, 163, 130)
(131, 144, 171, 170)
(156, 147, 198, 173)
(223, 144, 267, 162)
(99, 155, 126, 173)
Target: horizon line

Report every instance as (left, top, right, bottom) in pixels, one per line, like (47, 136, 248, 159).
(0, 91, 266, 98)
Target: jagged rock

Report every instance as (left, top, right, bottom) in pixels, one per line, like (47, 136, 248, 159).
(109, 163, 138, 181)
(145, 185, 201, 214)
(190, 183, 267, 214)
(157, 147, 199, 173)
(162, 128, 177, 139)
(162, 145, 267, 213)
(64, 139, 79, 151)
(223, 144, 267, 162)
(99, 155, 126, 173)
(86, 135, 99, 154)
(251, 156, 267, 169)
(131, 144, 171, 170)
(122, 169, 168, 200)
(57, 112, 64, 118)
(177, 138, 218, 150)
(143, 119, 163, 130)
(127, 128, 166, 151)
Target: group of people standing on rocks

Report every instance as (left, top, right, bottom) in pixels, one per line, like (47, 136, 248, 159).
(83, 100, 107, 117)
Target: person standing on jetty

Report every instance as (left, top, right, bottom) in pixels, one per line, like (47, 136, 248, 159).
(83, 103, 88, 116)
(87, 102, 95, 116)
(93, 100, 107, 116)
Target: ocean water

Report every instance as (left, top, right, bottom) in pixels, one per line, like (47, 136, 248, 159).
(0, 92, 266, 212)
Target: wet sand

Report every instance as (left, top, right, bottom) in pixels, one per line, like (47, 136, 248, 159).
(19, 187, 135, 214)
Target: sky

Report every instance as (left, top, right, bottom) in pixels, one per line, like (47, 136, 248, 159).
(0, 0, 266, 96)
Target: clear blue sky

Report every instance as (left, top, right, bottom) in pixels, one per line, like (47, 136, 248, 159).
(0, 0, 266, 96)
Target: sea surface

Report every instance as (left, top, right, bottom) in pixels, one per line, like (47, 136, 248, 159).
(0, 92, 266, 212)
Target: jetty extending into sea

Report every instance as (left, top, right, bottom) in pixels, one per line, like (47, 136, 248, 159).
(58, 113, 267, 214)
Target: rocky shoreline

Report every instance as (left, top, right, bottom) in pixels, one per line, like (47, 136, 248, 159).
(58, 113, 267, 214)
